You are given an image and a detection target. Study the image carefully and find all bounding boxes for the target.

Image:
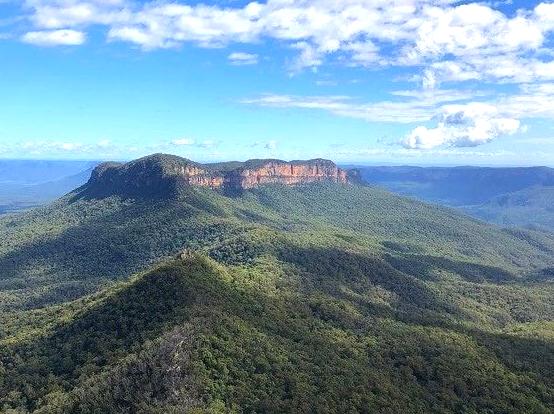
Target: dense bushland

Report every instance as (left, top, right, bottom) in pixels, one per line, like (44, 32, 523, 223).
(1, 181, 554, 412)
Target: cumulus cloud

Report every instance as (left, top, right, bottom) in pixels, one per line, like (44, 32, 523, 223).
(402, 104, 521, 149)
(15, 1, 554, 84)
(97, 139, 112, 148)
(25, 0, 129, 29)
(21, 29, 85, 46)
(11, 1, 554, 152)
(228, 52, 258, 65)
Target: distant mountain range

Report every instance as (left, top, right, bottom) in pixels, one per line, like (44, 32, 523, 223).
(0, 160, 98, 185)
(1, 154, 554, 412)
(0, 160, 98, 214)
(351, 165, 554, 232)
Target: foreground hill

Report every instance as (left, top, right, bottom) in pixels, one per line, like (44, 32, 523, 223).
(3, 253, 554, 413)
(1, 154, 554, 412)
(354, 165, 554, 232)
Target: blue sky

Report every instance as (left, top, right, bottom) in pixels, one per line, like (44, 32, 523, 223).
(0, 0, 554, 165)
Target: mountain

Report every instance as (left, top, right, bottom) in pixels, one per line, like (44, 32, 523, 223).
(353, 165, 554, 231)
(85, 154, 348, 198)
(1, 154, 554, 413)
(0, 160, 97, 214)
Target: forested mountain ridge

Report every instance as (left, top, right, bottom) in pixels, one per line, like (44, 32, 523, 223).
(1, 155, 554, 412)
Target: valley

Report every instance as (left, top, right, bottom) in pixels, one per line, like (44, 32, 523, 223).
(353, 165, 554, 232)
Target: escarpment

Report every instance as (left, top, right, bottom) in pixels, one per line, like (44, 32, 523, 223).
(225, 159, 348, 189)
(82, 154, 349, 199)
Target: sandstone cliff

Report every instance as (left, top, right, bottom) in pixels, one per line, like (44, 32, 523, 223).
(84, 154, 349, 198)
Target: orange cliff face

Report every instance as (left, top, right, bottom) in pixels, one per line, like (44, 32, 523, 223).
(229, 161, 348, 189)
(85, 155, 349, 199)
(163, 164, 225, 188)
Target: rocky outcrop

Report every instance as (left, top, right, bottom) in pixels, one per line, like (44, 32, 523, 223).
(226, 159, 347, 189)
(84, 154, 349, 199)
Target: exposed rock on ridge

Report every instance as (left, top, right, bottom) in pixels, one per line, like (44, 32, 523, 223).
(84, 154, 348, 198)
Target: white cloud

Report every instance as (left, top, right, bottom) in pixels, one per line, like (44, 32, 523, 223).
(331, 146, 516, 160)
(171, 138, 195, 146)
(97, 139, 112, 148)
(402, 104, 521, 149)
(58, 142, 83, 151)
(7, 138, 174, 157)
(228, 52, 258, 65)
(535, 2, 554, 31)
(244, 82, 554, 149)
(242, 88, 485, 123)
(315, 79, 338, 86)
(17, 1, 554, 84)
(170, 138, 221, 149)
(21, 29, 85, 46)
(25, 0, 129, 29)
(11, 1, 554, 153)
(345, 41, 380, 67)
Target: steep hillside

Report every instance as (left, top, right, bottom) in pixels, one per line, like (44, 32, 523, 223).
(1, 155, 554, 412)
(3, 174, 554, 311)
